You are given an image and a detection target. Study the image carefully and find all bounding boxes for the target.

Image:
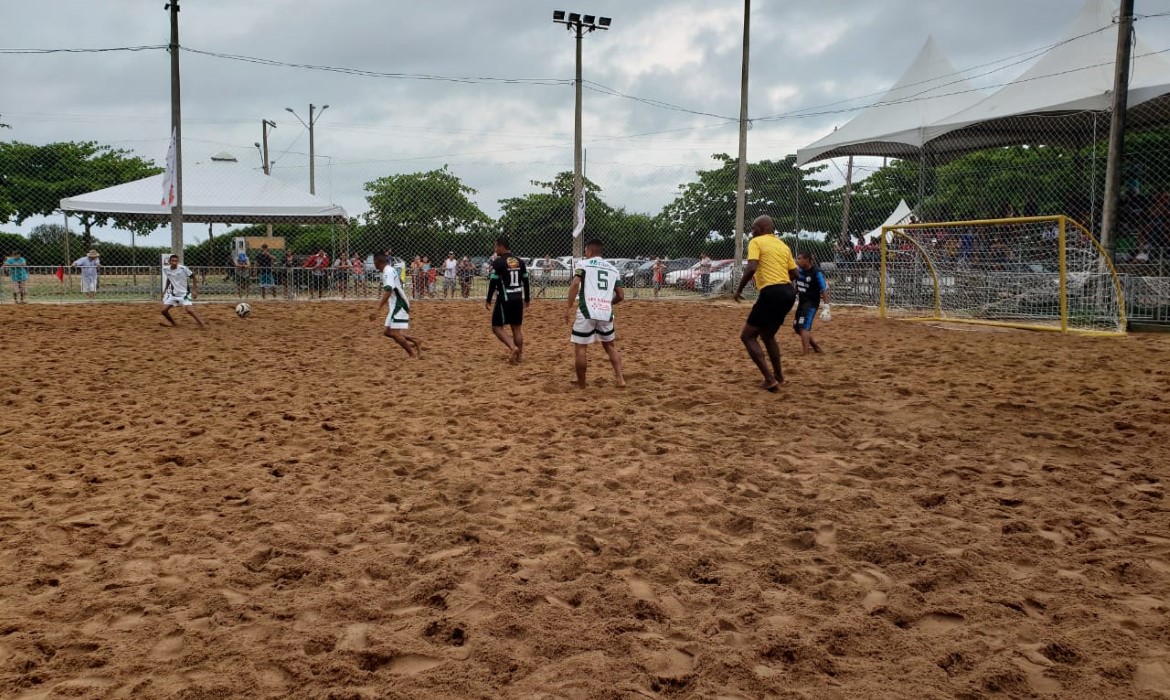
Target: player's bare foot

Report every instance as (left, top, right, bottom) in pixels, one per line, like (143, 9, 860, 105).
(411, 340, 423, 357)
(615, 378, 627, 388)
(761, 379, 783, 392)
(509, 347, 521, 364)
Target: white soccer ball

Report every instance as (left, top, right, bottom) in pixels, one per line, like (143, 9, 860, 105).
(235, 302, 252, 318)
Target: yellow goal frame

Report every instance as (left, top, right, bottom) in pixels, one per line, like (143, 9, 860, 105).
(880, 215, 1126, 336)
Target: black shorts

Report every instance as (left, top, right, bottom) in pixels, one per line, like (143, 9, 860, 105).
(746, 283, 796, 334)
(492, 299, 525, 327)
(793, 301, 818, 332)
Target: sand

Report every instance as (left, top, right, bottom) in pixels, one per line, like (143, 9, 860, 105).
(0, 300, 1168, 700)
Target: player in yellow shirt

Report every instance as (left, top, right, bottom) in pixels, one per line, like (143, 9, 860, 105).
(733, 215, 798, 392)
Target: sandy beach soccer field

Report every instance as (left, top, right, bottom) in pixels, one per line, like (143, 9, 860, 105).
(1, 300, 1168, 699)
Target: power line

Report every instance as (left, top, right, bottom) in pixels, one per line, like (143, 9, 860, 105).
(0, 44, 165, 54)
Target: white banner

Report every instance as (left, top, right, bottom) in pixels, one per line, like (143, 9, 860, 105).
(161, 128, 177, 208)
(571, 188, 586, 239)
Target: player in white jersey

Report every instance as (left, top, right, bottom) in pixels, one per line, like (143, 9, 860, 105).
(369, 252, 422, 357)
(564, 238, 626, 389)
(160, 254, 206, 328)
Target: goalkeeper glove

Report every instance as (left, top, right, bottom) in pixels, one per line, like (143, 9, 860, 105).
(820, 304, 831, 322)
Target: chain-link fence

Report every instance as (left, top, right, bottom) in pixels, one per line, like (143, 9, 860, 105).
(3, 111, 1170, 322)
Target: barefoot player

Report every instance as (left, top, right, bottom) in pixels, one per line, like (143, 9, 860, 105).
(161, 254, 207, 328)
(485, 237, 530, 364)
(794, 252, 830, 355)
(369, 252, 422, 358)
(564, 238, 626, 389)
(733, 215, 797, 391)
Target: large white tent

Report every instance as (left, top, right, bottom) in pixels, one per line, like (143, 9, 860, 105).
(60, 158, 347, 224)
(795, 37, 986, 166)
(921, 0, 1170, 158)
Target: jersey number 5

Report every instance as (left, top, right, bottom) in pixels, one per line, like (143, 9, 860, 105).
(597, 270, 609, 290)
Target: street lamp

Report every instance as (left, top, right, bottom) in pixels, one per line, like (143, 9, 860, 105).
(552, 10, 611, 260)
(285, 104, 329, 194)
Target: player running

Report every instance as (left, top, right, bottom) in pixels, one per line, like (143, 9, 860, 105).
(793, 252, 831, 355)
(733, 215, 797, 392)
(564, 238, 626, 389)
(485, 237, 531, 364)
(160, 254, 207, 328)
(369, 252, 422, 358)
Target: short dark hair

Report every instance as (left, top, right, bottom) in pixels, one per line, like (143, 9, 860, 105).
(168, 254, 179, 259)
(797, 251, 812, 260)
(373, 252, 388, 263)
(495, 236, 510, 249)
(585, 238, 603, 250)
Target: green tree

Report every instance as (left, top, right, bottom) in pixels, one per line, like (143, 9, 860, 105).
(0, 141, 163, 250)
(659, 154, 834, 254)
(363, 167, 493, 257)
(498, 172, 617, 256)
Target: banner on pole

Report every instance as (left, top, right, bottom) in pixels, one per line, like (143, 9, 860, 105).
(161, 128, 177, 208)
(571, 189, 586, 239)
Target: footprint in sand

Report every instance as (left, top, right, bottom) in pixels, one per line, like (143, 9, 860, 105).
(643, 647, 697, 683)
(151, 631, 185, 660)
(910, 612, 965, 634)
(627, 576, 656, 602)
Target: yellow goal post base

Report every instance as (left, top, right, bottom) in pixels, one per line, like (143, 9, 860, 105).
(878, 215, 1127, 336)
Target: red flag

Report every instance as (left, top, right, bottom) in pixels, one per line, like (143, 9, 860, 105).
(55, 265, 64, 282)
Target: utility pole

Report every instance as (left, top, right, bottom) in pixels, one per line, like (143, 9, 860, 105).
(166, 1, 184, 261)
(553, 12, 611, 260)
(1100, 0, 1135, 260)
(261, 119, 275, 175)
(733, 0, 751, 275)
(839, 155, 854, 245)
(285, 105, 328, 195)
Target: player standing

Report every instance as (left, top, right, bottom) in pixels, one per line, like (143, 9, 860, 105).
(485, 237, 531, 364)
(793, 252, 830, 355)
(160, 254, 207, 328)
(733, 215, 797, 392)
(564, 238, 626, 389)
(369, 253, 422, 357)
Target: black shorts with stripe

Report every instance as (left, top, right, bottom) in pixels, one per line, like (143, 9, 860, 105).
(746, 283, 796, 334)
(492, 299, 525, 327)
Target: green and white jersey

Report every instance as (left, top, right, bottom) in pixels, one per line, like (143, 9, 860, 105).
(382, 264, 409, 312)
(574, 256, 622, 321)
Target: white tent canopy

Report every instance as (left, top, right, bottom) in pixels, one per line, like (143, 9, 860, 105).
(60, 158, 347, 224)
(923, 0, 1170, 156)
(796, 37, 986, 166)
(870, 199, 913, 241)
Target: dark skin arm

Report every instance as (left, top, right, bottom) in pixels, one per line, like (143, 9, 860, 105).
(733, 260, 759, 302)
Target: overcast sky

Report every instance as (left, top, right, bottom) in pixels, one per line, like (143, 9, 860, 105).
(4, 0, 1170, 246)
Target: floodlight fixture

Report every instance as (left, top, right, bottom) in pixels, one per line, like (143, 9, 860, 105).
(582, 14, 595, 24)
(568, 12, 580, 22)
(553, 10, 565, 21)
(598, 16, 611, 27)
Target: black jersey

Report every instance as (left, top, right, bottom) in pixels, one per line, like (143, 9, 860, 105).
(795, 266, 828, 306)
(486, 254, 530, 304)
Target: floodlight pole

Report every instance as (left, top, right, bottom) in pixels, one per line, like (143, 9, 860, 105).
(1100, 0, 1135, 260)
(166, 1, 184, 262)
(287, 105, 328, 195)
(573, 24, 584, 261)
(733, 0, 751, 274)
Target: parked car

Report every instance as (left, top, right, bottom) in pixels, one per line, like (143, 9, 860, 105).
(667, 259, 734, 290)
(624, 257, 698, 286)
(529, 257, 574, 283)
(363, 255, 405, 281)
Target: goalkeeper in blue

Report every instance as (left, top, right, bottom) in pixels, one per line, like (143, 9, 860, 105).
(793, 252, 830, 355)
(564, 238, 627, 389)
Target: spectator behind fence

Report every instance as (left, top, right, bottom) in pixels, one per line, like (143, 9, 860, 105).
(256, 244, 276, 299)
(334, 255, 350, 299)
(698, 253, 712, 295)
(304, 249, 330, 299)
(537, 253, 553, 299)
(442, 251, 458, 299)
(652, 256, 666, 298)
(351, 254, 366, 296)
(234, 250, 251, 298)
(282, 250, 297, 299)
(410, 256, 424, 299)
(3, 249, 30, 303)
(73, 249, 102, 301)
(458, 256, 474, 298)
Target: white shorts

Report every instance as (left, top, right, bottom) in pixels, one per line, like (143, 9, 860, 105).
(571, 312, 615, 345)
(163, 293, 193, 307)
(385, 304, 410, 330)
(81, 278, 98, 294)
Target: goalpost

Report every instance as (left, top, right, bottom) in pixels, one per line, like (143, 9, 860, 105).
(879, 216, 1126, 335)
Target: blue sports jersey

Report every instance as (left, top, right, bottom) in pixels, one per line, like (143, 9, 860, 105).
(795, 266, 827, 306)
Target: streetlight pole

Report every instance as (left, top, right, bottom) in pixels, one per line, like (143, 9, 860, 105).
(285, 104, 329, 195)
(733, 0, 751, 276)
(166, 1, 184, 261)
(553, 11, 610, 261)
(261, 119, 275, 175)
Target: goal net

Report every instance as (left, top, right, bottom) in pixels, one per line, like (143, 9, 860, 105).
(879, 216, 1126, 335)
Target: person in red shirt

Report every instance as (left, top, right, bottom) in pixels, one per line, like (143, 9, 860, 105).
(304, 249, 330, 299)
